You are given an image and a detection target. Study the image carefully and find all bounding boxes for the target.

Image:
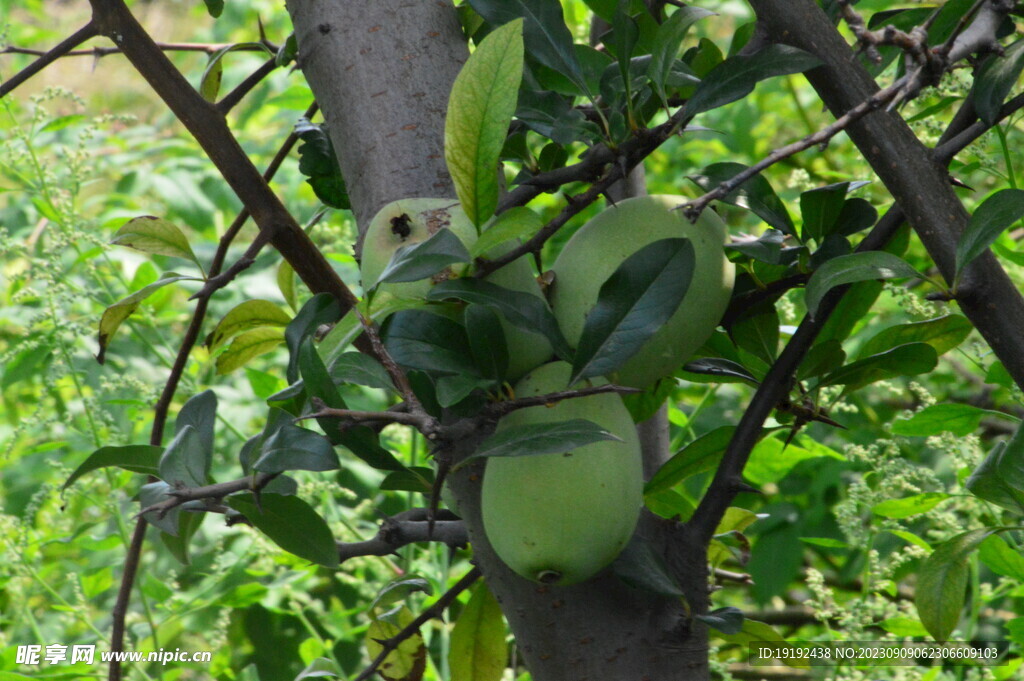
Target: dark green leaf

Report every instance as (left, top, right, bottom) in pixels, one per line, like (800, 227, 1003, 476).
(374, 228, 471, 289)
(370, 576, 433, 613)
(380, 467, 435, 495)
(449, 583, 506, 681)
(857, 315, 973, 359)
(805, 252, 922, 317)
(955, 188, 1024, 275)
(468, 0, 588, 96)
(175, 389, 217, 460)
(697, 607, 745, 635)
(646, 426, 738, 495)
(799, 182, 848, 242)
(140, 482, 181, 535)
(688, 162, 795, 235)
(916, 528, 992, 642)
(471, 207, 543, 258)
(796, 339, 846, 381)
(833, 198, 878, 236)
(160, 511, 203, 565)
(647, 6, 714, 106)
(819, 343, 938, 394)
(729, 308, 779, 364)
(466, 419, 621, 462)
(891, 403, 1017, 437)
(294, 118, 349, 209)
(726, 230, 791, 264)
(383, 310, 479, 376)
(978, 534, 1024, 581)
(254, 422, 340, 474)
(158, 425, 207, 488)
(966, 424, 1024, 513)
(63, 444, 162, 490)
(972, 39, 1024, 125)
(611, 534, 684, 597)
(329, 352, 396, 392)
(228, 493, 340, 568)
(285, 293, 341, 383)
(680, 358, 759, 385)
(202, 0, 224, 18)
(464, 304, 509, 381)
(684, 44, 821, 116)
(445, 19, 524, 226)
(435, 374, 495, 407)
(571, 238, 695, 385)
(427, 278, 572, 361)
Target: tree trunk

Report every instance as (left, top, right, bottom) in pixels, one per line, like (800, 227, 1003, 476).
(285, 2, 710, 679)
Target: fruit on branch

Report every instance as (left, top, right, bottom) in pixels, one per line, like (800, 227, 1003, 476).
(549, 195, 735, 388)
(481, 361, 643, 585)
(360, 198, 552, 381)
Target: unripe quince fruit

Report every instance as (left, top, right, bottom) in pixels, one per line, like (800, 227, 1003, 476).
(360, 198, 552, 381)
(481, 361, 643, 585)
(549, 195, 735, 388)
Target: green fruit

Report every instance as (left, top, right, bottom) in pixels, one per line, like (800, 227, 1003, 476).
(549, 195, 735, 388)
(481, 361, 643, 585)
(360, 198, 552, 381)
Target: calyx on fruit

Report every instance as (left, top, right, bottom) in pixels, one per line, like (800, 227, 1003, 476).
(549, 195, 735, 389)
(360, 198, 552, 381)
(481, 361, 643, 585)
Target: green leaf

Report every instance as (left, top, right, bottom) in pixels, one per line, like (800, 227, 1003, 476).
(979, 534, 1024, 581)
(139, 482, 181, 536)
(857, 314, 972, 359)
(215, 327, 286, 374)
(373, 228, 471, 288)
(966, 427, 1024, 513)
(804, 252, 922, 317)
(207, 300, 292, 350)
(449, 582, 506, 681)
(200, 42, 272, 102)
(745, 434, 844, 486)
(681, 358, 759, 385)
(570, 238, 695, 385)
(158, 425, 207, 488)
(466, 419, 621, 462)
(646, 426, 738, 495)
(370, 577, 433, 613)
(329, 352, 396, 392)
(955, 188, 1024, 275)
(63, 444, 162, 490)
(176, 389, 218, 453)
(294, 118, 350, 209)
(730, 307, 779, 364)
(427, 278, 571, 361)
(611, 534, 685, 597)
(228, 493, 340, 568)
(647, 6, 715, 107)
(285, 293, 341, 384)
(871, 493, 951, 519)
(972, 39, 1024, 125)
(364, 606, 426, 681)
(202, 0, 224, 18)
(819, 343, 938, 394)
(892, 403, 1018, 437)
(254, 422, 340, 474)
(380, 467, 435, 495)
(697, 607, 745, 635)
(684, 44, 821, 116)
(689, 163, 795, 235)
(383, 310, 480, 376)
(799, 183, 849, 243)
(471, 207, 543, 258)
(464, 304, 509, 381)
(97, 272, 202, 363)
(445, 18, 524, 226)
(916, 528, 992, 642)
(111, 216, 203, 271)
(436, 374, 495, 407)
(469, 0, 588, 96)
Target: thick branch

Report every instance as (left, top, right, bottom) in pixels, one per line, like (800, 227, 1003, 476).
(337, 516, 467, 563)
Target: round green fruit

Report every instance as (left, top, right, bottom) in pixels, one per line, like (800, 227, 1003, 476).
(481, 361, 643, 585)
(360, 198, 552, 381)
(549, 195, 735, 389)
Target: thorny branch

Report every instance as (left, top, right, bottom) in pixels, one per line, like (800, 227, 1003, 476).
(138, 473, 279, 519)
(337, 509, 468, 563)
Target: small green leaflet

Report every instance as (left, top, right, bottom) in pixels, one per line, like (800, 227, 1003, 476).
(200, 42, 272, 102)
(570, 238, 694, 385)
(471, 207, 542, 258)
(206, 299, 292, 351)
(818, 342, 938, 395)
(445, 18, 524, 226)
(955, 188, 1024, 277)
(372, 228, 470, 289)
(856, 315, 971, 359)
(647, 6, 714, 108)
(804, 252, 923, 316)
(871, 492, 950, 519)
(465, 418, 621, 463)
(111, 216, 203, 272)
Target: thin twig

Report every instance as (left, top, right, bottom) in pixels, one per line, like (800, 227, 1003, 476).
(485, 384, 641, 418)
(1, 40, 273, 58)
(137, 473, 278, 519)
(354, 567, 482, 681)
(0, 22, 98, 98)
(217, 56, 279, 115)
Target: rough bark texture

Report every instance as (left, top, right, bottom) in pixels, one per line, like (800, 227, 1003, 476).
(286, 3, 710, 680)
(285, 0, 466, 248)
(748, 0, 1024, 389)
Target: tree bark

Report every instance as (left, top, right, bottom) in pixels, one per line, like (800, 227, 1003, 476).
(748, 0, 1024, 390)
(286, 3, 710, 679)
